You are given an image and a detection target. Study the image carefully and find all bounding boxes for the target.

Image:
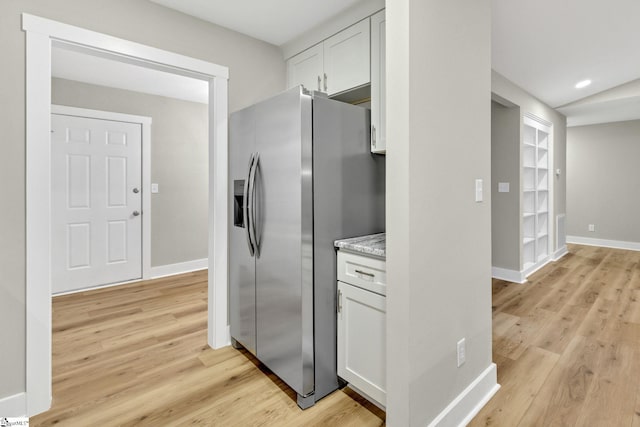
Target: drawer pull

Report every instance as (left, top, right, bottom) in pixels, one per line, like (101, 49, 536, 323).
(355, 269, 375, 278)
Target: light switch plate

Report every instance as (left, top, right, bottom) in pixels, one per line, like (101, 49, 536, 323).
(498, 182, 510, 193)
(151, 183, 159, 194)
(475, 179, 483, 202)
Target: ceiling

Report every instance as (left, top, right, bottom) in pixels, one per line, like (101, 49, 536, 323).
(52, 45, 209, 104)
(492, 0, 640, 125)
(54, 0, 640, 126)
(149, 0, 362, 46)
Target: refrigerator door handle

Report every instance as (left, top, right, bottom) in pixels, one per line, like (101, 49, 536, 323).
(248, 152, 260, 256)
(244, 153, 255, 257)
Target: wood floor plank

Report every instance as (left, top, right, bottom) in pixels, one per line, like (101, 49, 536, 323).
(30, 270, 384, 427)
(575, 341, 640, 427)
(516, 335, 600, 427)
(469, 346, 559, 426)
(472, 244, 640, 427)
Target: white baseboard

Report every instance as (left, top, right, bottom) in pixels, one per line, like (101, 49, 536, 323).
(427, 363, 499, 427)
(552, 245, 568, 261)
(566, 236, 640, 252)
(0, 392, 26, 417)
(522, 256, 552, 280)
(491, 267, 525, 284)
(150, 258, 208, 279)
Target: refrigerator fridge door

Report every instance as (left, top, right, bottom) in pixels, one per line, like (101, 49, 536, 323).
(254, 87, 315, 400)
(229, 105, 257, 355)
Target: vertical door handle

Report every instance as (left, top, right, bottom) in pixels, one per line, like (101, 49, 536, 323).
(244, 153, 255, 257)
(248, 152, 260, 257)
(317, 75, 321, 91)
(323, 73, 328, 92)
(337, 289, 342, 313)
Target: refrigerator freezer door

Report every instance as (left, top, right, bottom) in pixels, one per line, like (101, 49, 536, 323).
(254, 87, 315, 398)
(229, 105, 257, 355)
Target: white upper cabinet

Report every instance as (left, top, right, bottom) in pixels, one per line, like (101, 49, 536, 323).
(286, 44, 324, 93)
(286, 18, 371, 96)
(323, 19, 370, 95)
(370, 10, 386, 154)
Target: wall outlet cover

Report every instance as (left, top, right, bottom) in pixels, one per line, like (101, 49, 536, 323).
(498, 182, 510, 193)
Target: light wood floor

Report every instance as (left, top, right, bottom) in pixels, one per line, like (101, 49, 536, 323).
(31, 244, 640, 426)
(471, 244, 640, 427)
(30, 270, 385, 426)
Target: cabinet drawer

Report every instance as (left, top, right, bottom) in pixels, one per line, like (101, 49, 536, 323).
(337, 250, 386, 296)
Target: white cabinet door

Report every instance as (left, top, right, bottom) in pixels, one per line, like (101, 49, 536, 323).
(370, 10, 386, 154)
(51, 113, 142, 293)
(337, 281, 386, 407)
(286, 43, 323, 92)
(323, 19, 371, 96)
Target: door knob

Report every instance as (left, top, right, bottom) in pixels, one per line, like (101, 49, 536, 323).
(133, 188, 140, 193)
(132, 211, 141, 217)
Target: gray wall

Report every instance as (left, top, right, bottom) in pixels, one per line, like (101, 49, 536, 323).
(52, 77, 209, 268)
(491, 101, 521, 271)
(387, 0, 493, 424)
(492, 71, 567, 256)
(0, 0, 284, 400)
(567, 120, 640, 242)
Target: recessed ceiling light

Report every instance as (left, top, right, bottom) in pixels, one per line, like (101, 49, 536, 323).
(575, 79, 592, 89)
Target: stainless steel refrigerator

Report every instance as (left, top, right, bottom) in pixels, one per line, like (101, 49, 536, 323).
(229, 86, 385, 409)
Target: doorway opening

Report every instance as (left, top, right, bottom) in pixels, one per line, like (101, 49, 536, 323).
(23, 14, 230, 416)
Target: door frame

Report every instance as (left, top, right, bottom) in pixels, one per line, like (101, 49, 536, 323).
(23, 14, 230, 416)
(51, 105, 153, 285)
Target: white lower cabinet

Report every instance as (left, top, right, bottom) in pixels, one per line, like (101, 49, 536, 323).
(337, 251, 386, 408)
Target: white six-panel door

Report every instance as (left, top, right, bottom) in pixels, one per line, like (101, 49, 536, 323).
(51, 113, 142, 293)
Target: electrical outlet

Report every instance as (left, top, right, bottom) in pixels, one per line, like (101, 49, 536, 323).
(588, 224, 595, 232)
(457, 338, 466, 367)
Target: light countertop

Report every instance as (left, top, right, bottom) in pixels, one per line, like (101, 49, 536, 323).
(334, 233, 386, 258)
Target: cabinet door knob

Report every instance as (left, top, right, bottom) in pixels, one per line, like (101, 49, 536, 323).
(132, 210, 141, 217)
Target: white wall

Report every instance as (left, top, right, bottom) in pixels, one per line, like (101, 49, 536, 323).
(491, 102, 521, 271)
(386, 0, 495, 425)
(0, 0, 284, 401)
(52, 77, 209, 267)
(567, 120, 640, 244)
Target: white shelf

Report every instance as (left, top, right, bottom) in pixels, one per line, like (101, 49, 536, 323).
(522, 119, 551, 272)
